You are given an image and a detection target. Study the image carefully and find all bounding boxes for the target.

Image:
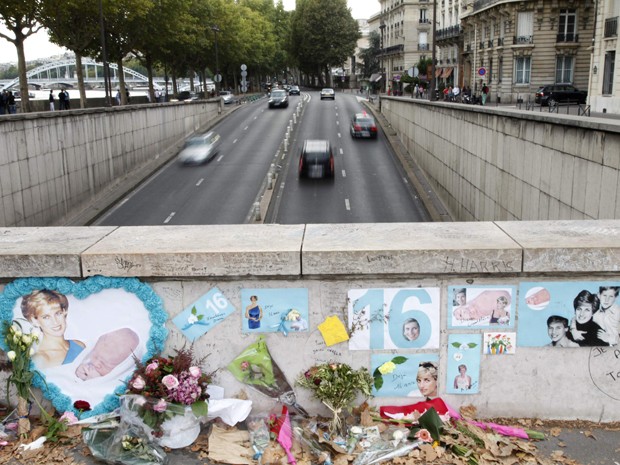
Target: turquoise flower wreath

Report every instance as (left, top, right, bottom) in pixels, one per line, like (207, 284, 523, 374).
(0, 276, 168, 418)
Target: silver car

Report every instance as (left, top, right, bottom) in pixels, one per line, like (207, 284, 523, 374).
(178, 132, 221, 165)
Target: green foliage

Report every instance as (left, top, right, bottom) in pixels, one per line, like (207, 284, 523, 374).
(358, 30, 380, 78)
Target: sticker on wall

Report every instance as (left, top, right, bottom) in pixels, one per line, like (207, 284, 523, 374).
(448, 285, 516, 329)
(446, 333, 481, 394)
(172, 286, 235, 341)
(0, 277, 167, 418)
(241, 288, 309, 335)
(517, 281, 620, 347)
(371, 353, 439, 398)
(483, 332, 516, 355)
(348, 288, 440, 350)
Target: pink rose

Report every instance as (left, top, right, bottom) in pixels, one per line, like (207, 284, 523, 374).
(240, 361, 250, 371)
(189, 366, 201, 378)
(162, 374, 179, 390)
(153, 398, 167, 413)
(59, 411, 79, 425)
(145, 361, 159, 374)
(132, 376, 146, 390)
(415, 428, 433, 443)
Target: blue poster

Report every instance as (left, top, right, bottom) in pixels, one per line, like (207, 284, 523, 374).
(518, 281, 620, 347)
(371, 353, 439, 398)
(172, 287, 236, 341)
(348, 288, 440, 350)
(446, 334, 481, 394)
(241, 288, 309, 334)
(448, 285, 516, 329)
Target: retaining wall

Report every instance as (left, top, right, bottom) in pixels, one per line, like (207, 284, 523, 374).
(380, 97, 620, 221)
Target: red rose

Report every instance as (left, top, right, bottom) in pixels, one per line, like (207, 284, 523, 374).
(74, 400, 91, 411)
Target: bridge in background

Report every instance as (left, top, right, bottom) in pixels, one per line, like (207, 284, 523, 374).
(2, 57, 162, 90)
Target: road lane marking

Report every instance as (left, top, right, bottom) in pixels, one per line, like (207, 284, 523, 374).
(338, 133, 341, 138)
(164, 212, 176, 224)
(342, 170, 346, 177)
(244, 126, 249, 130)
(119, 198, 129, 207)
(196, 178, 204, 186)
(217, 154, 224, 162)
(340, 148, 344, 155)
(233, 139, 238, 144)
(345, 199, 351, 210)
(336, 121, 339, 125)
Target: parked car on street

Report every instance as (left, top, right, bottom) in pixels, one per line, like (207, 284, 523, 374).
(350, 112, 378, 139)
(298, 140, 335, 179)
(320, 88, 335, 100)
(534, 85, 587, 106)
(268, 89, 289, 108)
(177, 131, 221, 165)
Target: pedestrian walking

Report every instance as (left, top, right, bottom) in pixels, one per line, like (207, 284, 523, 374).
(58, 89, 66, 110)
(481, 83, 489, 106)
(7, 91, 16, 114)
(49, 90, 55, 111)
(0, 90, 7, 114)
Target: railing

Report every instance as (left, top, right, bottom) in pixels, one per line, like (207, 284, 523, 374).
(604, 16, 618, 38)
(436, 25, 462, 40)
(419, 18, 431, 25)
(488, 39, 494, 47)
(514, 35, 534, 44)
(466, 44, 472, 52)
(557, 33, 578, 42)
(473, 0, 500, 11)
(497, 37, 504, 46)
(479, 41, 485, 49)
(418, 44, 430, 51)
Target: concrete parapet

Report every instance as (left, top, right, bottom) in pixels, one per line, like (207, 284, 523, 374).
(2, 221, 620, 421)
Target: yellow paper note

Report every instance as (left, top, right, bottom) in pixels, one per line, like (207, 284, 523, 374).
(318, 315, 350, 347)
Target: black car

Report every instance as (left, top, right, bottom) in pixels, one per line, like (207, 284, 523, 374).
(288, 85, 300, 95)
(350, 113, 378, 139)
(268, 89, 289, 108)
(534, 85, 587, 106)
(298, 140, 334, 179)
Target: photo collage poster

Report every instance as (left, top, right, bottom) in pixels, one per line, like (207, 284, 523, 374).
(445, 333, 481, 395)
(172, 286, 236, 341)
(517, 281, 620, 348)
(371, 352, 440, 398)
(241, 288, 309, 334)
(348, 287, 441, 350)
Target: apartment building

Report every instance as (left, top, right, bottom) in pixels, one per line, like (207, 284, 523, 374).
(589, 0, 619, 114)
(370, 0, 436, 94)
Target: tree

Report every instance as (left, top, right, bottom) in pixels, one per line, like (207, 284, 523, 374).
(358, 30, 380, 78)
(290, 0, 359, 87)
(0, 0, 42, 113)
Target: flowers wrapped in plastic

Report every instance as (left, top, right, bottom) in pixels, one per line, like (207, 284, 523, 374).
(227, 336, 308, 416)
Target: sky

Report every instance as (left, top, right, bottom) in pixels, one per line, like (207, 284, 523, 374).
(0, 0, 380, 64)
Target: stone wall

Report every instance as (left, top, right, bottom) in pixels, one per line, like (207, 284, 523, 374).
(0, 100, 220, 227)
(2, 222, 620, 421)
(380, 97, 620, 221)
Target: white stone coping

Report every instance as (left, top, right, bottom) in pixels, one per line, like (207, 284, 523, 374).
(1, 221, 620, 277)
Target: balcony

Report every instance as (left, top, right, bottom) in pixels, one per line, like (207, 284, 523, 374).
(379, 44, 405, 56)
(604, 16, 618, 38)
(557, 33, 578, 42)
(418, 44, 430, 51)
(436, 25, 462, 41)
(473, 0, 500, 11)
(419, 18, 431, 26)
(514, 35, 534, 45)
(488, 39, 493, 48)
(497, 37, 504, 46)
(466, 44, 472, 52)
(479, 41, 485, 49)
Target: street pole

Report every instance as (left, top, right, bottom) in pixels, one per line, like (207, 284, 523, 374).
(430, 0, 437, 101)
(212, 25, 220, 94)
(98, 0, 111, 106)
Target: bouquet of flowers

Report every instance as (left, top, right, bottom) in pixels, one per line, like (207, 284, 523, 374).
(297, 363, 373, 436)
(2, 319, 41, 438)
(124, 346, 211, 442)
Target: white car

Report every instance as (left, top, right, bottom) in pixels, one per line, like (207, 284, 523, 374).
(320, 88, 335, 100)
(219, 91, 234, 104)
(177, 131, 221, 165)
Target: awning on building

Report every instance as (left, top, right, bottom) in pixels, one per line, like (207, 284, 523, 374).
(369, 73, 383, 82)
(435, 68, 443, 77)
(442, 67, 454, 79)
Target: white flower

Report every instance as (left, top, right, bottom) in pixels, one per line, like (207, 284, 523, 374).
(22, 334, 32, 345)
(29, 348, 35, 356)
(189, 366, 201, 378)
(7, 351, 16, 361)
(188, 314, 198, 324)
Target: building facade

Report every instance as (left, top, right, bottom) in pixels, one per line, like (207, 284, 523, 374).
(460, 0, 595, 104)
(589, 0, 619, 114)
(371, 0, 436, 94)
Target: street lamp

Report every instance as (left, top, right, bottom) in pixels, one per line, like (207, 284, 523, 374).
(430, 0, 437, 101)
(379, 20, 386, 93)
(98, 0, 111, 106)
(211, 25, 220, 93)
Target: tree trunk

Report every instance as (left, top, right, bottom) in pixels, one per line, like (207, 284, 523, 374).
(146, 55, 154, 103)
(75, 53, 87, 109)
(17, 396, 30, 438)
(16, 34, 30, 113)
(117, 58, 127, 105)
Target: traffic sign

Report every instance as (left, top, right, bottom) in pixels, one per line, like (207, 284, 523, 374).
(241, 70, 247, 78)
(240, 64, 247, 71)
(241, 85, 248, 93)
(214, 74, 222, 83)
(477, 67, 487, 77)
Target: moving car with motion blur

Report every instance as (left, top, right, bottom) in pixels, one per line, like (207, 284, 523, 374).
(268, 89, 289, 108)
(219, 90, 234, 104)
(177, 131, 221, 165)
(534, 84, 587, 106)
(288, 85, 300, 95)
(320, 88, 335, 100)
(298, 140, 335, 179)
(350, 112, 378, 139)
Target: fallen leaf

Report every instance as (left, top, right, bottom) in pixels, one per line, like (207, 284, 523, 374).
(550, 427, 561, 437)
(583, 430, 597, 440)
